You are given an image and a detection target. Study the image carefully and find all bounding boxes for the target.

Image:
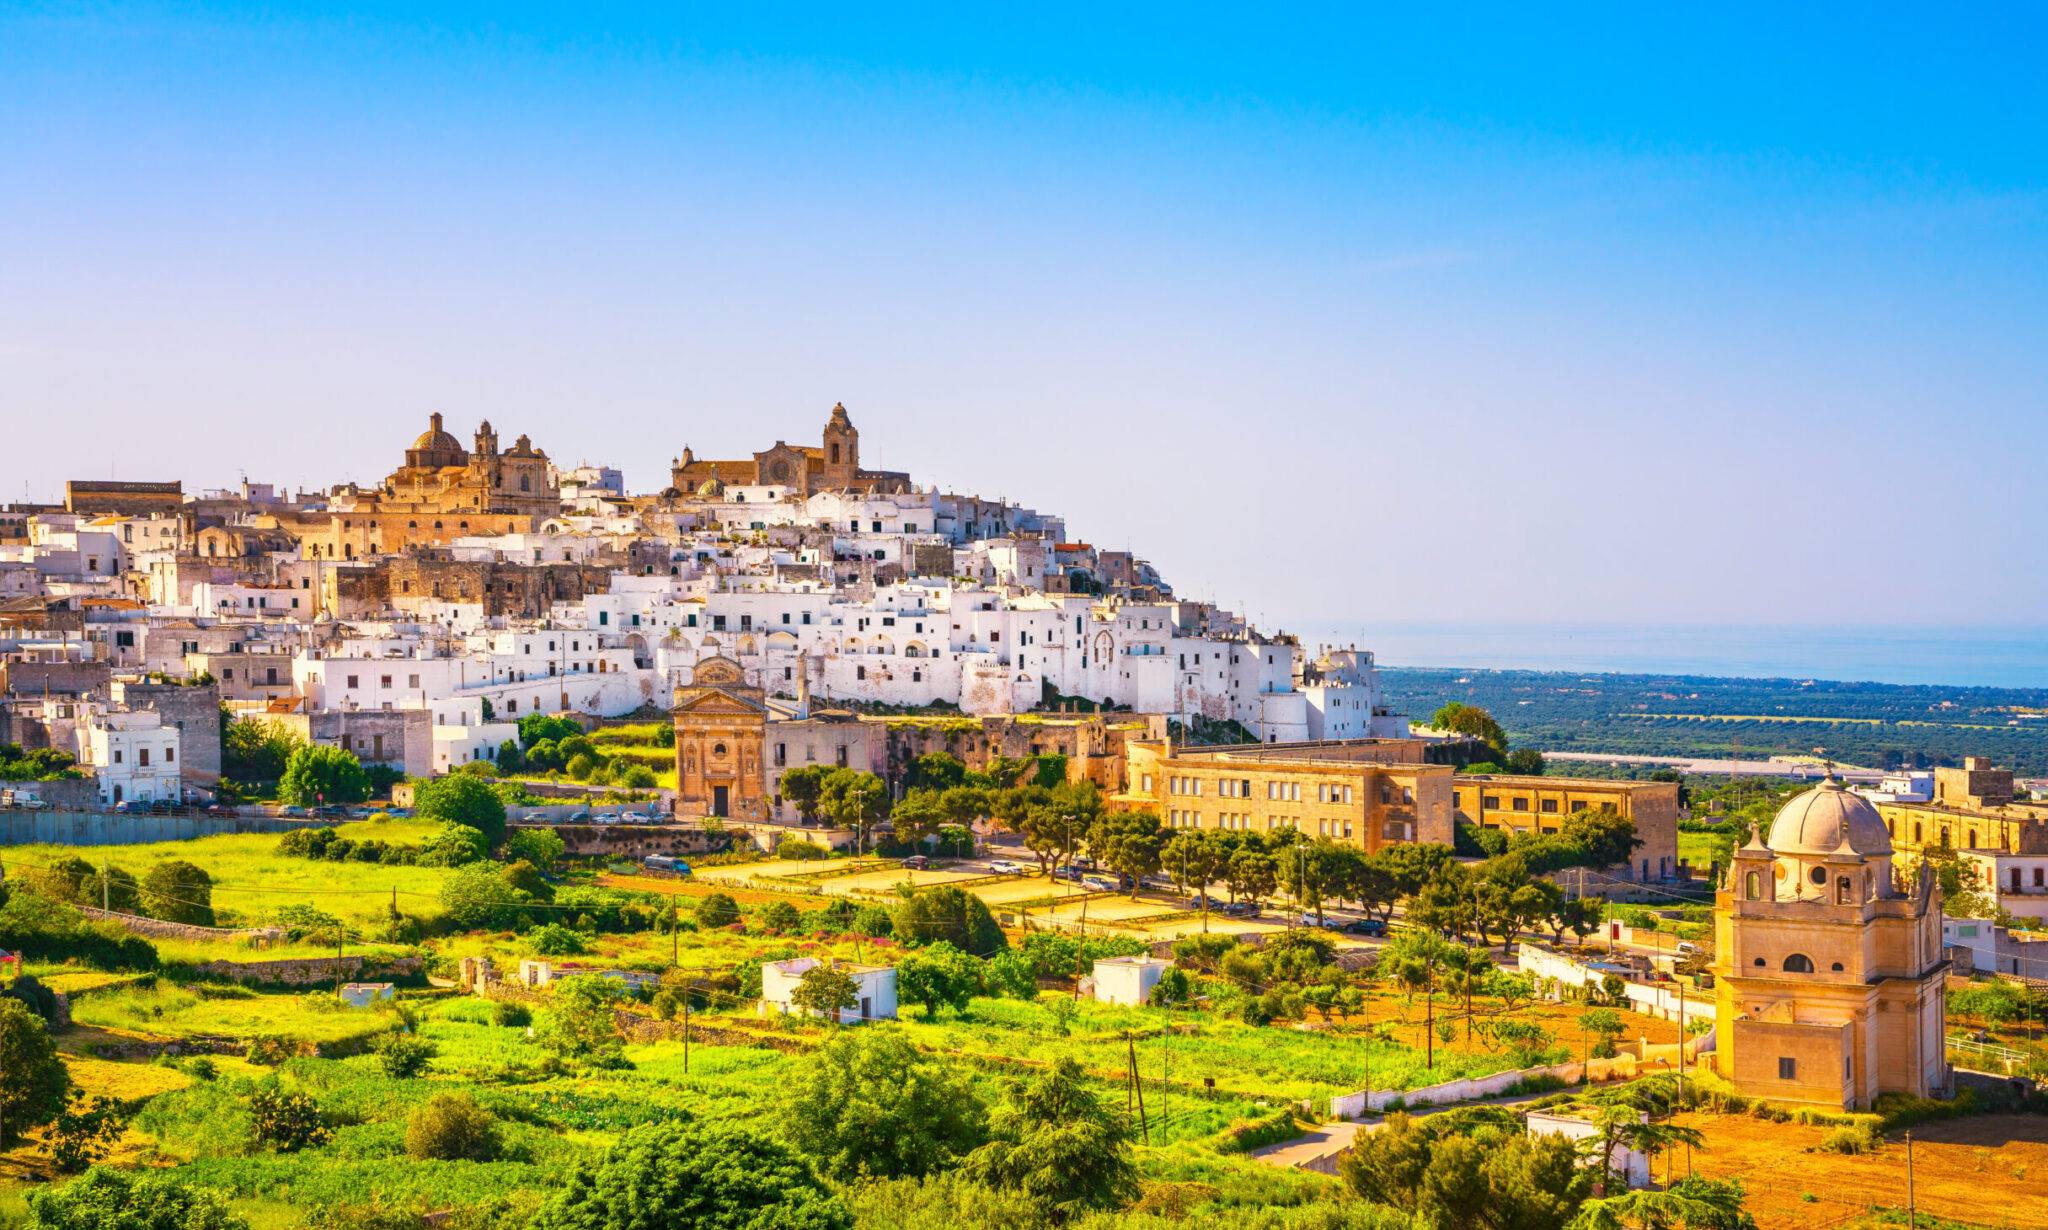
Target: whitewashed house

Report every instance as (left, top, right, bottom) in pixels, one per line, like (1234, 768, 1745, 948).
(759, 957, 896, 1024)
(1092, 955, 1176, 1007)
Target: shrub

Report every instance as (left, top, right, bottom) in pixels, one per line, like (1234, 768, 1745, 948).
(761, 901, 802, 934)
(140, 860, 216, 927)
(404, 1092, 500, 1162)
(1815, 1124, 1879, 1155)
(490, 1001, 531, 1028)
(25, 1167, 249, 1230)
(0, 998, 69, 1146)
(244, 1035, 299, 1067)
(694, 892, 740, 929)
(375, 1032, 438, 1079)
(413, 773, 509, 847)
(531, 1121, 848, 1230)
(248, 1088, 330, 1151)
(1217, 1106, 1306, 1154)
(178, 1056, 218, 1081)
(777, 839, 830, 861)
(851, 904, 893, 936)
(528, 923, 587, 955)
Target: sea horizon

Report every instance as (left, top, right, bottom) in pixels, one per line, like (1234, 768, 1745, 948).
(1290, 620, 2048, 690)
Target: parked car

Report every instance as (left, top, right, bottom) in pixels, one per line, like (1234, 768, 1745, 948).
(1, 790, 46, 809)
(566, 811, 592, 823)
(277, 805, 307, 818)
(1340, 918, 1387, 937)
(988, 859, 1025, 875)
(593, 812, 621, 824)
(383, 808, 411, 819)
(901, 854, 930, 870)
(114, 800, 148, 814)
(1222, 901, 1261, 918)
(1054, 864, 1087, 883)
(522, 812, 551, 823)
(1081, 875, 1119, 893)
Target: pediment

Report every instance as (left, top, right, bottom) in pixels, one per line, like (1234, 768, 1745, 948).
(672, 688, 766, 717)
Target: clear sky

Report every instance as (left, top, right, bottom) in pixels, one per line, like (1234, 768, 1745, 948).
(4, 4, 2045, 633)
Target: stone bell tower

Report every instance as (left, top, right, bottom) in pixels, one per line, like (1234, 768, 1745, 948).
(821, 403, 860, 489)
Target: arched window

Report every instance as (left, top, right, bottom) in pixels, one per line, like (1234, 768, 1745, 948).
(1744, 870, 1761, 900)
(1836, 875, 1854, 904)
(1968, 829, 1978, 849)
(1831, 962, 1845, 971)
(408, 520, 417, 528)
(1913, 822, 1922, 842)
(713, 743, 727, 757)
(1753, 957, 1766, 967)
(1783, 954, 1814, 973)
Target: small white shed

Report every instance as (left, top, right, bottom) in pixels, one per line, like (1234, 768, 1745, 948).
(340, 982, 395, 1008)
(1092, 955, 1176, 1007)
(1525, 1109, 1650, 1189)
(759, 957, 897, 1024)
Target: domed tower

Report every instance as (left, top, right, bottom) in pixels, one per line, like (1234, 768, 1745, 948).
(1712, 778, 1950, 1109)
(821, 402, 859, 489)
(404, 413, 468, 469)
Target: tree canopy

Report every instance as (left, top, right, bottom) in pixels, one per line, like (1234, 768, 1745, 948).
(413, 773, 509, 848)
(774, 1027, 988, 1180)
(278, 744, 369, 806)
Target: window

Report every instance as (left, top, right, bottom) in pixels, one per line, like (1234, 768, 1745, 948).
(1541, 798, 1558, 813)
(1482, 795, 1501, 809)
(380, 675, 392, 688)
(1831, 962, 1844, 971)
(782, 612, 791, 624)
(139, 748, 150, 767)
(409, 674, 420, 688)
(347, 675, 360, 688)
(1783, 954, 1814, 973)
(1836, 875, 1854, 904)
(857, 666, 866, 680)
(1513, 797, 1529, 812)
(114, 749, 123, 764)
(1778, 1057, 1797, 1080)
(1745, 870, 1761, 899)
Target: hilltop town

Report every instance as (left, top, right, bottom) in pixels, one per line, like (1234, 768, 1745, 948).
(1, 408, 2044, 1230)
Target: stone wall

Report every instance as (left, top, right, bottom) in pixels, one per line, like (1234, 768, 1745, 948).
(879, 715, 1134, 792)
(190, 954, 424, 986)
(332, 557, 614, 620)
(74, 906, 287, 943)
(0, 778, 101, 810)
(523, 823, 731, 859)
(0, 809, 328, 847)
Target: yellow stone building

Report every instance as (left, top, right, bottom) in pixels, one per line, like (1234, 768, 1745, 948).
(1712, 778, 1950, 1109)
(1124, 739, 1455, 853)
(670, 657, 771, 822)
(667, 403, 912, 497)
(301, 415, 558, 559)
(1452, 773, 1681, 881)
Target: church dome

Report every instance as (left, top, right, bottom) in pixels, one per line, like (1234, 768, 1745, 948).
(406, 412, 468, 468)
(1768, 778, 1891, 858)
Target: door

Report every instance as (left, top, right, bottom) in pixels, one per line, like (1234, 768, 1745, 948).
(712, 785, 729, 817)
(860, 996, 871, 1021)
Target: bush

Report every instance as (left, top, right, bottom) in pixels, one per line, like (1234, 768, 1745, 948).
(413, 773, 509, 847)
(375, 1032, 438, 1079)
(527, 923, 587, 956)
(851, 904, 893, 937)
(404, 1091, 500, 1162)
(46, 1093, 124, 1172)
(531, 1120, 849, 1230)
(0, 999, 69, 1146)
(1217, 1106, 1306, 1154)
(141, 860, 216, 927)
(248, 1088, 330, 1151)
(695, 892, 740, 929)
(490, 1001, 531, 1028)
(761, 901, 802, 934)
(777, 839, 830, 861)
(25, 1167, 249, 1230)
(1815, 1124, 1879, 1155)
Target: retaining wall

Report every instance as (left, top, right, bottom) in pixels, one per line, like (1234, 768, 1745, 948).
(1, 810, 329, 847)
(74, 906, 287, 943)
(190, 954, 424, 986)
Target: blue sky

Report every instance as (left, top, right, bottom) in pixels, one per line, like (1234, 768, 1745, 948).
(3, 4, 2045, 634)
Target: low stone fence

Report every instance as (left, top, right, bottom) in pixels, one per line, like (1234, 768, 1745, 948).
(532, 824, 732, 859)
(1517, 943, 1714, 1027)
(90, 1035, 249, 1062)
(190, 954, 424, 987)
(1327, 1054, 1644, 1120)
(75, 906, 288, 943)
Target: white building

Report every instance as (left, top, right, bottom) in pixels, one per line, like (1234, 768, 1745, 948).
(79, 709, 183, 805)
(1525, 1109, 1650, 1188)
(1091, 955, 1176, 1007)
(759, 957, 897, 1024)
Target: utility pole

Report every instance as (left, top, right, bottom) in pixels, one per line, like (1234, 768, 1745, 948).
(101, 855, 109, 911)
(1129, 1033, 1149, 1144)
(683, 994, 691, 1076)
(1906, 1131, 1916, 1230)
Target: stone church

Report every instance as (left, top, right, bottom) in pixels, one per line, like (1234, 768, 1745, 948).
(668, 403, 912, 497)
(1712, 778, 1951, 1108)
